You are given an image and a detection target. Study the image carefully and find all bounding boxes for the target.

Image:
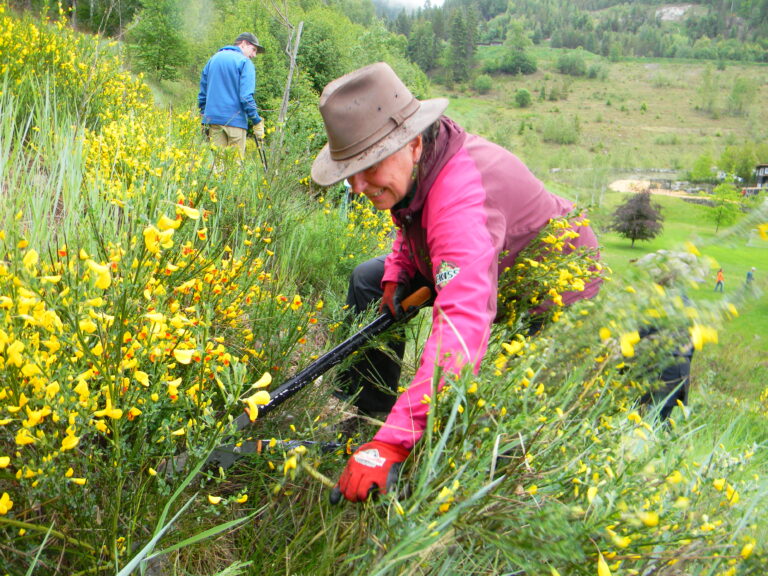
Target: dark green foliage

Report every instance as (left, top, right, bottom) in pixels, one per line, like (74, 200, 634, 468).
(394, 8, 411, 36)
(449, 0, 768, 63)
(330, 0, 376, 25)
(408, 20, 439, 72)
(483, 46, 537, 76)
(126, 0, 188, 81)
(514, 88, 532, 108)
(500, 48, 537, 74)
(556, 50, 587, 76)
(296, 12, 350, 93)
(448, 8, 475, 83)
(610, 191, 664, 247)
(75, 0, 142, 36)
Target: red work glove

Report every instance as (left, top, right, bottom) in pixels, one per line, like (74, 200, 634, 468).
(329, 440, 410, 504)
(380, 281, 408, 320)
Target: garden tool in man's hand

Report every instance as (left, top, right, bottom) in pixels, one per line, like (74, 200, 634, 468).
(251, 120, 265, 139)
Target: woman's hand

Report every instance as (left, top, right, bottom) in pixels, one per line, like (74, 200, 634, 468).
(329, 440, 410, 503)
(380, 281, 408, 319)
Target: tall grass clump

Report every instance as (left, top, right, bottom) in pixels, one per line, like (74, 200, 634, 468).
(542, 114, 581, 145)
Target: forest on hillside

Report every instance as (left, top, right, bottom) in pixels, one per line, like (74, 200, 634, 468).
(7, 0, 768, 92)
(386, 0, 768, 83)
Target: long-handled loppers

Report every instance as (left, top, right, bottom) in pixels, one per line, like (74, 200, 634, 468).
(168, 287, 433, 474)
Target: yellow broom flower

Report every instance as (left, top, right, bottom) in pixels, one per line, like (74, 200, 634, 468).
(173, 348, 196, 364)
(176, 204, 200, 219)
(243, 390, 271, 422)
(0, 493, 13, 515)
(597, 553, 612, 576)
(620, 331, 640, 357)
(157, 214, 181, 231)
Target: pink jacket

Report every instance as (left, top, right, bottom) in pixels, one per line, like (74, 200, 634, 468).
(374, 118, 601, 450)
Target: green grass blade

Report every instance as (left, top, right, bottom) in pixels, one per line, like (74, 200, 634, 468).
(144, 506, 266, 561)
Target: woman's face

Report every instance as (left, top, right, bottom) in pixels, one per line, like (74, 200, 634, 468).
(348, 136, 422, 210)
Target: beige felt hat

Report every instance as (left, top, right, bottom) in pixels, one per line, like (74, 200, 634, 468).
(311, 62, 448, 186)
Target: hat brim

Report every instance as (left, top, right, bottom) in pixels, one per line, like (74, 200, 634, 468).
(311, 97, 449, 187)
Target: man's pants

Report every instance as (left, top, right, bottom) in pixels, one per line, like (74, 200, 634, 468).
(208, 124, 247, 157)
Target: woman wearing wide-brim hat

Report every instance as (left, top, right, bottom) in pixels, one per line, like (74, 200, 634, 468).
(311, 62, 603, 504)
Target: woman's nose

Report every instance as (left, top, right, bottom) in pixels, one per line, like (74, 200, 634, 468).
(348, 173, 366, 194)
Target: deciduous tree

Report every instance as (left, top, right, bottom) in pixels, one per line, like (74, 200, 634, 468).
(610, 191, 664, 247)
(708, 180, 742, 233)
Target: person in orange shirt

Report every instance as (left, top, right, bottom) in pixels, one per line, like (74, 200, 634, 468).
(714, 268, 725, 292)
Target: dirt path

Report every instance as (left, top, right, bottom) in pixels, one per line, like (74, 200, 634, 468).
(609, 179, 703, 200)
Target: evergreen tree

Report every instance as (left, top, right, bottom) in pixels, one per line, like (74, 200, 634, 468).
(448, 9, 473, 82)
(126, 0, 187, 81)
(297, 11, 351, 93)
(431, 7, 446, 41)
(394, 9, 411, 37)
(610, 192, 664, 248)
(408, 20, 438, 71)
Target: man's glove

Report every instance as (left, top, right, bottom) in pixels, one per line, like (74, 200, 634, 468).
(380, 281, 409, 320)
(251, 120, 265, 140)
(329, 440, 409, 504)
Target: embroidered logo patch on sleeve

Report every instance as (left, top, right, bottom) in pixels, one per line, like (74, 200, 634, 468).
(435, 260, 460, 288)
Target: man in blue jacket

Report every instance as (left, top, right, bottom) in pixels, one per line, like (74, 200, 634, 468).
(198, 32, 265, 157)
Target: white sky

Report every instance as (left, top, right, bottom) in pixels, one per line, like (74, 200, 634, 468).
(384, 0, 445, 10)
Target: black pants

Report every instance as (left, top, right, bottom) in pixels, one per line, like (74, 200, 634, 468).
(640, 358, 691, 421)
(336, 256, 430, 416)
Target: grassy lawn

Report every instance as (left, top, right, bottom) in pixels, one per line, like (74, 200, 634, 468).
(443, 47, 768, 188)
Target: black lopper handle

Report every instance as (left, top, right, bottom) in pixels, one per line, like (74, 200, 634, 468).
(237, 286, 433, 425)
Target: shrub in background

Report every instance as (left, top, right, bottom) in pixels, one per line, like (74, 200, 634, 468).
(500, 48, 538, 75)
(473, 73, 493, 94)
(514, 87, 532, 108)
(557, 49, 587, 76)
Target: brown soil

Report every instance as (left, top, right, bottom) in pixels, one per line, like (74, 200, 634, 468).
(609, 179, 702, 200)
